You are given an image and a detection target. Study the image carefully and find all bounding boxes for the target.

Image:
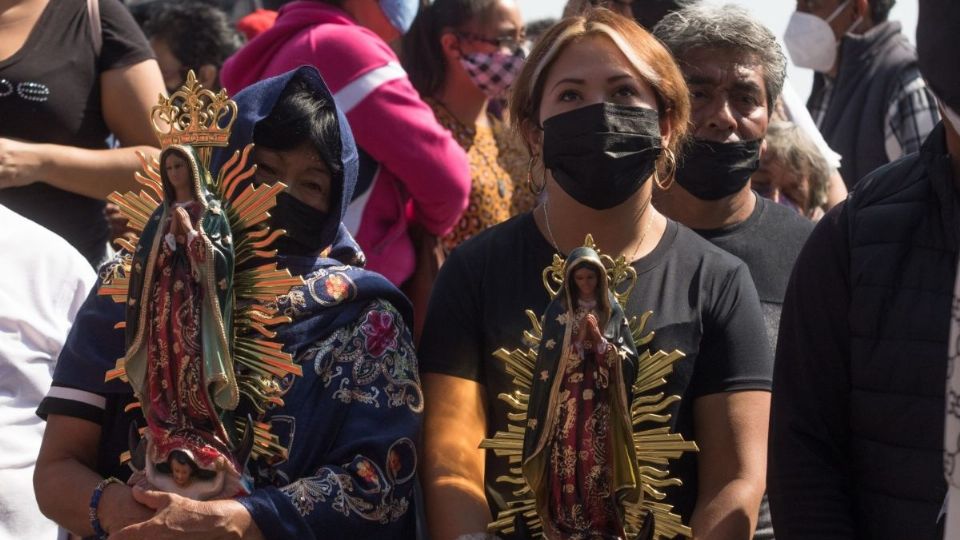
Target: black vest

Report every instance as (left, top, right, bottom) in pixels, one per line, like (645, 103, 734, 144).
(809, 21, 918, 189)
(845, 124, 956, 537)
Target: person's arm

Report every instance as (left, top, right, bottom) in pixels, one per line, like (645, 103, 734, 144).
(34, 414, 154, 536)
(0, 60, 163, 198)
(885, 70, 941, 161)
(422, 373, 492, 540)
(768, 204, 855, 539)
(689, 391, 769, 539)
(417, 247, 490, 538)
(686, 255, 773, 537)
(345, 74, 471, 236)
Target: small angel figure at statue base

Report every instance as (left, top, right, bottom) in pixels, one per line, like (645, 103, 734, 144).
(522, 246, 642, 540)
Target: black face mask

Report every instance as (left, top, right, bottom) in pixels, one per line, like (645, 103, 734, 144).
(268, 191, 330, 257)
(675, 138, 762, 201)
(542, 102, 662, 210)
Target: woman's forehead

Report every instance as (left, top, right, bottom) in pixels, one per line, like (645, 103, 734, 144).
(543, 33, 654, 87)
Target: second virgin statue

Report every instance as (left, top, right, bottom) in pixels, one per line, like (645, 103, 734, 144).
(522, 246, 641, 539)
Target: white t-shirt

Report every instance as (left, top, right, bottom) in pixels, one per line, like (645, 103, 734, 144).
(0, 205, 95, 540)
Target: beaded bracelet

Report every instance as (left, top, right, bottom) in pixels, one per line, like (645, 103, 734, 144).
(89, 477, 122, 539)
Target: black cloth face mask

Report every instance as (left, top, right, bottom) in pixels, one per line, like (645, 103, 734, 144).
(542, 102, 663, 210)
(269, 191, 330, 257)
(675, 138, 762, 201)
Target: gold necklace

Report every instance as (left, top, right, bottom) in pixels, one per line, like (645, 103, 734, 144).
(542, 194, 654, 262)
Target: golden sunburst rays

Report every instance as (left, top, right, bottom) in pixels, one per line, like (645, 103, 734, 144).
(97, 252, 133, 303)
(481, 237, 696, 539)
(106, 151, 163, 249)
(95, 73, 305, 466)
(234, 417, 289, 461)
(622, 313, 698, 539)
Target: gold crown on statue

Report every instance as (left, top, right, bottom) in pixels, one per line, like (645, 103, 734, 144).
(151, 70, 237, 148)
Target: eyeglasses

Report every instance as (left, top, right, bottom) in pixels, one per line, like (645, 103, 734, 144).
(455, 31, 526, 51)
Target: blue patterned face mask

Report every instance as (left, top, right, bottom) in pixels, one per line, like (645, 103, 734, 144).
(379, 0, 419, 34)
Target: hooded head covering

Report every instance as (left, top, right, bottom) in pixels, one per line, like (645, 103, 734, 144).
(214, 65, 411, 354)
(213, 66, 358, 256)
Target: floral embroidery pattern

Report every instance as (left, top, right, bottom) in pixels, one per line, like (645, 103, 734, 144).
(281, 438, 417, 523)
(325, 274, 350, 301)
(360, 310, 399, 358)
(302, 301, 423, 414)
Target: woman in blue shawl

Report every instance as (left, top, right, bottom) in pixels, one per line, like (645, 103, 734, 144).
(34, 66, 423, 540)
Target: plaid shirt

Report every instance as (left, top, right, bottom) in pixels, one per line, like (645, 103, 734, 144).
(810, 66, 940, 161)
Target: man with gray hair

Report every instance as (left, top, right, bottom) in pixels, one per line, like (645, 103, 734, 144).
(654, 5, 814, 539)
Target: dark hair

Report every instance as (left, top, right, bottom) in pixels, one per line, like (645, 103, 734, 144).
(526, 17, 557, 43)
(253, 72, 344, 187)
(400, 0, 497, 97)
(654, 4, 786, 111)
(155, 450, 217, 480)
(630, 0, 702, 29)
(143, 2, 243, 74)
(869, 0, 895, 22)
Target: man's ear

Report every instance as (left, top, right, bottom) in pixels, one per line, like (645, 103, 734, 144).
(759, 138, 769, 161)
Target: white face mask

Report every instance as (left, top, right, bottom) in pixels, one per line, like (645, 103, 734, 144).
(784, 0, 861, 73)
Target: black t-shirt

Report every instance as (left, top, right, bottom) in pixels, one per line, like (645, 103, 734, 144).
(695, 195, 814, 348)
(419, 213, 772, 534)
(0, 0, 154, 264)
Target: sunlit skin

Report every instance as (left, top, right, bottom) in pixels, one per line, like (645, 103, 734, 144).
(654, 47, 768, 230)
(253, 144, 333, 212)
(170, 459, 193, 488)
(685, 48, 769, 143)
(536, 35, 661, 127)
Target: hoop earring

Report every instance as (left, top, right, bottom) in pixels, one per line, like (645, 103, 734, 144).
(527, 155, 546, 195)
(655, 147, 677, 190)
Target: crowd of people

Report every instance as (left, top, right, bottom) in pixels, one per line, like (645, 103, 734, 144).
(1, 0, 957, 538)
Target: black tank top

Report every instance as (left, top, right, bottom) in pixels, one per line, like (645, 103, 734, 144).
(0, 0, 153, 265)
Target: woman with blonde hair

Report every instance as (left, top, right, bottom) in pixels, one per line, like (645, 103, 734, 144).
(419, 8, 770, 540)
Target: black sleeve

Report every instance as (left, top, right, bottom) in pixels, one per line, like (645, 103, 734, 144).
(689, 258, 773, 398)
(768, 203, 856, 539)
(97, 0, 154, 72)
(417, 248, 484, 382)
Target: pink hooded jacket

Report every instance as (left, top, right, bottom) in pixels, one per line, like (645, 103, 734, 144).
(220, 1, 470, 285)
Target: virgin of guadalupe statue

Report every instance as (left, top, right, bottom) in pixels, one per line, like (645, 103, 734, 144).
(120, 144, 238, 497)
(522, 246, 642, 539)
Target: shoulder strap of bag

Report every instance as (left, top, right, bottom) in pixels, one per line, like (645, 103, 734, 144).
(87, 0, 102, 57)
